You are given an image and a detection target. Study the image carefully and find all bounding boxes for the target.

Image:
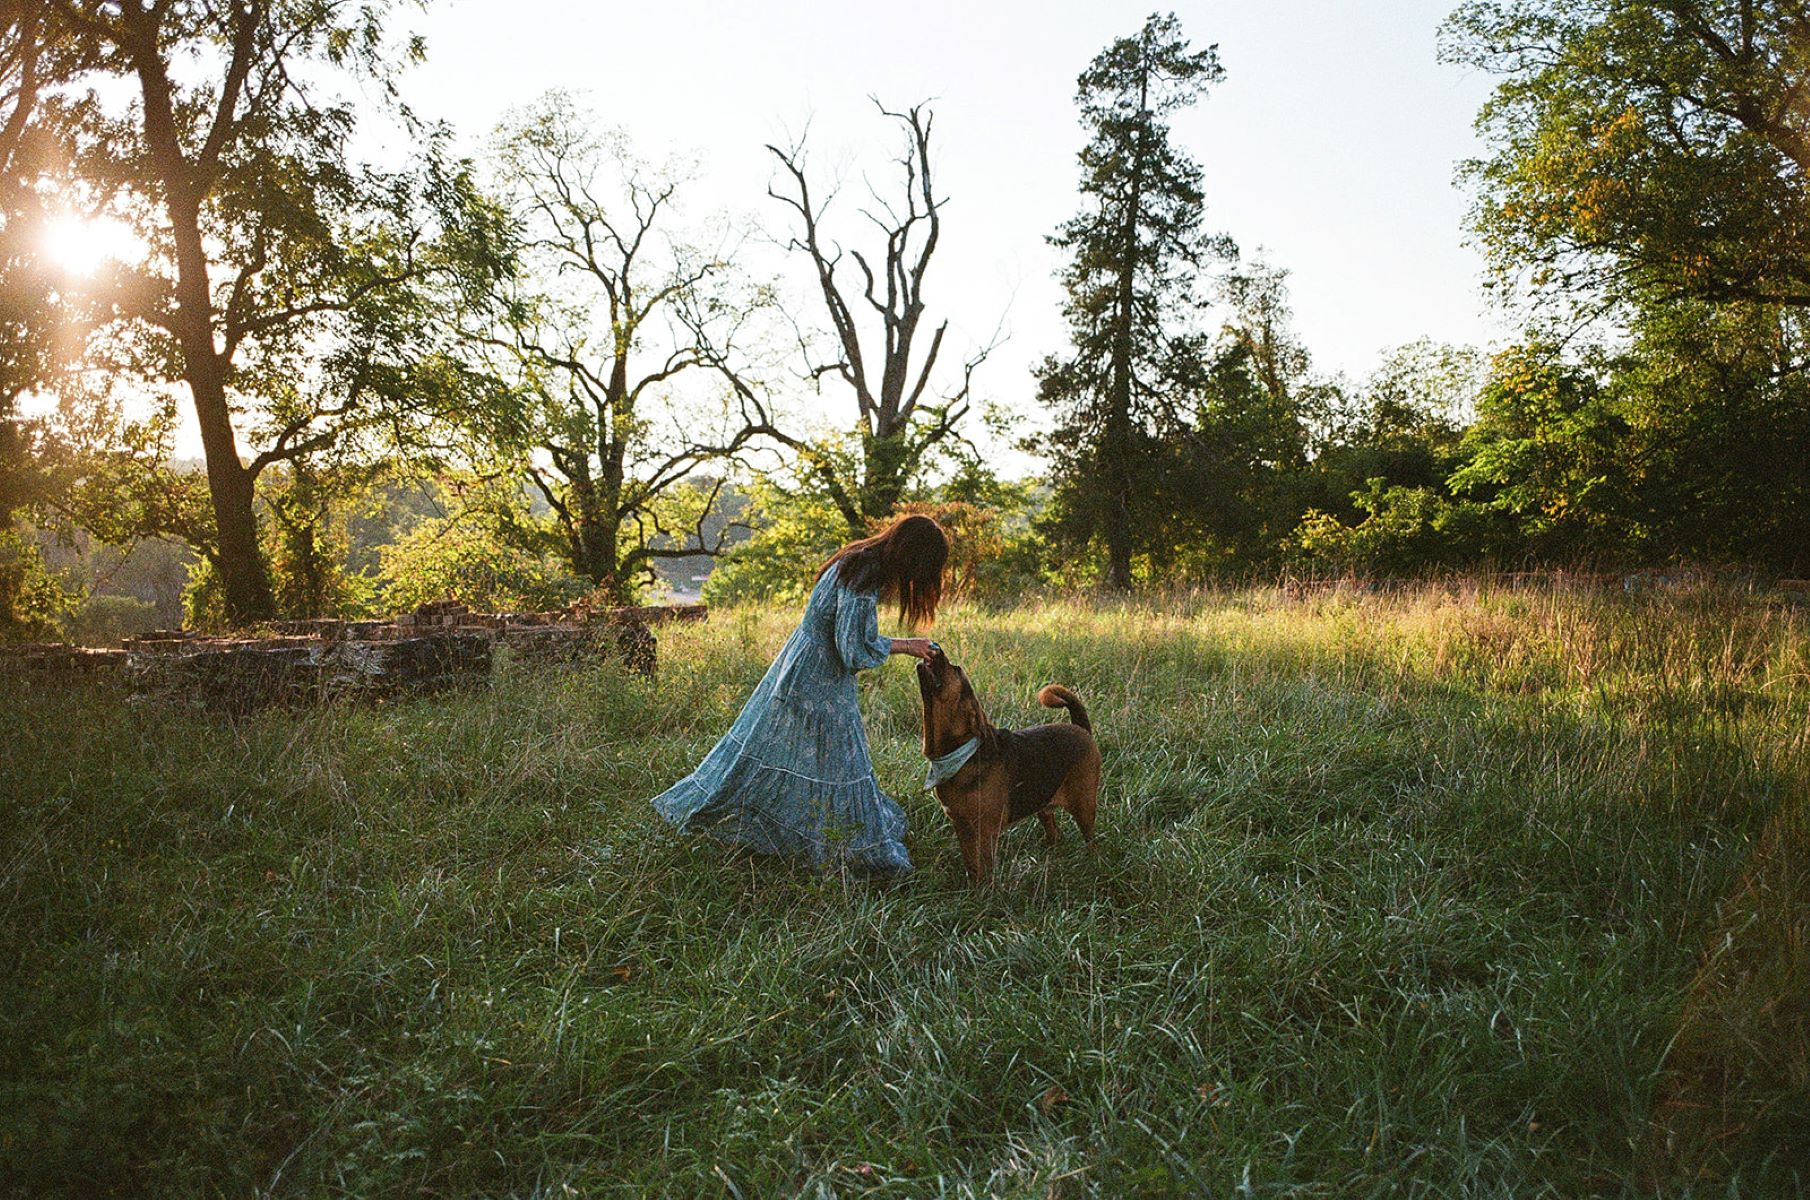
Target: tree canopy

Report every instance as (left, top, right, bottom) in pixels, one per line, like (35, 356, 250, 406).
(1443, 0, 1810, 313)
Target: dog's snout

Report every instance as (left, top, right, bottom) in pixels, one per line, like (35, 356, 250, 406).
(916, 649, 953, 694)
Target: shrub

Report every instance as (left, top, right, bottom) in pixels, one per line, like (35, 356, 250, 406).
(703, 484, 1057, 607)
(375, 513, 587, 615)
(62, 592, 159, 645)
(1289, 478, 1503, 577)
(0, 530, 76, 642)
(702, 484, 847, 607)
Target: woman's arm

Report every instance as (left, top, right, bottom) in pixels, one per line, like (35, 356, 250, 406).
(832, 586, 894, 671)
(889, 637, 933, 660)
(832, 587, 932, 670)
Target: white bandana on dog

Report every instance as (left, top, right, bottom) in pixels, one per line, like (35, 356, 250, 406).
(922, 737, 981, 789)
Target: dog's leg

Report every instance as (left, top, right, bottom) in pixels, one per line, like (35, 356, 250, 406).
(1037, 809, 1061, 846)
(1062, 746, 1102, 846)
(948, 812, 987, 883)
(972, 808, 1007, 885)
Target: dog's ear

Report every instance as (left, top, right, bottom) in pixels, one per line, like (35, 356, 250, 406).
(956, 678, 992, 743)
(971, 698, 1000, 752)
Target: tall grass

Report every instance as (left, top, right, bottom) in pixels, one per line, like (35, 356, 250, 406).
(2, 583, 1804, 1197)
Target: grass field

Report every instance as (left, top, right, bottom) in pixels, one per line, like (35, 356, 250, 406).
(3, 584, 1807, 1197)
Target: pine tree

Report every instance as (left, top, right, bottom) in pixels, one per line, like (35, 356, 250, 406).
(1036, 12, 1233, 588)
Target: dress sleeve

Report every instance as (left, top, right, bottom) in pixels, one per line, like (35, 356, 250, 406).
(833, 586, 893, 672)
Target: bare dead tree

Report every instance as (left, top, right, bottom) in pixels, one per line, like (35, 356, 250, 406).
(766, 101, 992, 531)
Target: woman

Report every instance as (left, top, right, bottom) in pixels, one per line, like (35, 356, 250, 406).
(651, 514, 946, 873)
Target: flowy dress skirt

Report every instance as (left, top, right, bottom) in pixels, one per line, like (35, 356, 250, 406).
(650, 564, 912, 873)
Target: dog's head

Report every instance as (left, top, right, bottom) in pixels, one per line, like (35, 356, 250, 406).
(917, 645, 988, 756)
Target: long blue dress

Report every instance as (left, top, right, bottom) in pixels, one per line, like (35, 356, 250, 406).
(650, 563, 912, 873)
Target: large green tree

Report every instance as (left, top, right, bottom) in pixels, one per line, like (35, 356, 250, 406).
(1442, 0, 1810, 312)
(1, 1, 88, 416)
(1036, 12, 1234, 588)
(42, 0, 480, 625)
(1140, 263, 1317, 573)
(1615, 302, 1810, 568)
(0, 2, 94, 638)
(1443, 0, 1810, 572)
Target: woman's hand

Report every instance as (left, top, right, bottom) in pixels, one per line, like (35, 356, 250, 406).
(890, 637, 935, 661)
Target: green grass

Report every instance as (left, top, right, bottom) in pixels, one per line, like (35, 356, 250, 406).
(2, 584, 1806, 1197)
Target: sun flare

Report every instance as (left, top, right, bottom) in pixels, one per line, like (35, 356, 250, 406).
(40, 214, 142, 277)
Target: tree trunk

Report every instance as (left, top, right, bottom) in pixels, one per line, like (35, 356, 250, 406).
(132, 17, 273, 625)
(558, 371, 636, 606)
(562, 471, 620, 597)
(599, 375, 634, 604)
(859, 431, 911, 528)
(1103, 256, 1135, 590)
(1103, 178, 1144, 588)
(171, 208, 273, 625)
(1102, 60, 1154, 592)
(576, 513, 626, 602)
(584, 516, 627, 602)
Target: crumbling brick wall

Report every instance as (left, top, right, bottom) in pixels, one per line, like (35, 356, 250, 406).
(4, 599, 705, 712)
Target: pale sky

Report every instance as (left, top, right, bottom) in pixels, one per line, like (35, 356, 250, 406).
(401, 0, 1505, 430)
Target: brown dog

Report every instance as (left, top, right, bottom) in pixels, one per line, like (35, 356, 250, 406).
(916, 647, 1100, 884)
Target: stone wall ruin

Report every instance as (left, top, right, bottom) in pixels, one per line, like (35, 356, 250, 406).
(1, 599, 707, 713)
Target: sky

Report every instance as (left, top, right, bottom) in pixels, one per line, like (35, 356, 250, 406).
(399, 0, 1507, 426)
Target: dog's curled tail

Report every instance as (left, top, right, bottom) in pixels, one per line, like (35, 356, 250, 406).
(1037, 684, 1091, 731)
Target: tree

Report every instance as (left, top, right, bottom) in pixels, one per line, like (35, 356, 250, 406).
(374, 477, 587, 615)
(1219, 260, 1315, 432)
(1036, 12, 1235, 588)
(1159, 262, 1320, 569)
(1356, 341, 1479, 478)
(1449, 344, 1634, 562)
(1, 5, 77, 522)
(462, 96, 773, 604)
(43, 0, 480, 625)
(1443, 1, 1810, 574)
(766, 101, 990, 532)
(1442, 0, 1810, 314)
(0, 5, 89, 639)
(1615, 302, 1810, 570)
(1, 1, 91, 415)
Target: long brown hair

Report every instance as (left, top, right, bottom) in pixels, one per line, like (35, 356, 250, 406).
(818, 513, 948, 629)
